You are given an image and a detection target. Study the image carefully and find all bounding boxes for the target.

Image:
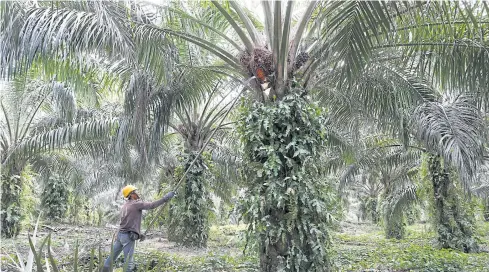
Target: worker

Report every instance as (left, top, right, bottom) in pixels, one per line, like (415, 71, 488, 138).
(102, 185, 175, 272)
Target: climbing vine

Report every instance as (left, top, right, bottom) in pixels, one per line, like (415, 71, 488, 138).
(428, 155, 479, 253)
(238, 92, 338, 271)
(41, 174, 69, 221)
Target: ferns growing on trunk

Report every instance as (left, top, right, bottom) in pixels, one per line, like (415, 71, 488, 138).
(168, 152, 211, 247)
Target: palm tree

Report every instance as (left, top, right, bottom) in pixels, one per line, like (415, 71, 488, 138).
(334, 87, 485, 250)
(353, 174, 383, 223)
(472, 166, 489, 222)
(339, 136, 420, 239)
(310, 4, 488, 252)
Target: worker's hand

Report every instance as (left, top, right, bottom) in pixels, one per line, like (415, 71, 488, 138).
(139, 234, 146, 242)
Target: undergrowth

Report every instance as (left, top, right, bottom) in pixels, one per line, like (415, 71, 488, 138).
(332, 223, 489, 272)
(2, 222, 488, 271)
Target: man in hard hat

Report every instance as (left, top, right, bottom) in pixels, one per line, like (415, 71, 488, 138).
(102, 185, 175, 272)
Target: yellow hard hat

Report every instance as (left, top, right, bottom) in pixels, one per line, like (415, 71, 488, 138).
(122, 185, 138, 198)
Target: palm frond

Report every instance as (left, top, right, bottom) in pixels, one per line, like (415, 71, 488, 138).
(312, 1, 391, 85)
(164, 5, 242, 51)
(209, 142, 242, 200)
(273, 1, 282, 86)
(0, 1, 26, 78)
(211, 1, 254, 53)
(386, 183, 417, 217)
(472, 184, 489, 197)
(261, 1, 273, 47)
(315, 60, 439, 141)
(380, 1, 489, 93)
(338, 140, 421, 191)
(288, 1, 317, 67)
(134, 20, 241, 69)
(228, 1, 260, 46)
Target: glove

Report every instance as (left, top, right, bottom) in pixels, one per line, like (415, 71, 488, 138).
(139, 234, 146, 242)
(165, 191, 176, 199)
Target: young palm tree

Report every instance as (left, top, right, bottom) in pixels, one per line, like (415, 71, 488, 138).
(353, 174, 383, 223)
(166, 82, 238, 247)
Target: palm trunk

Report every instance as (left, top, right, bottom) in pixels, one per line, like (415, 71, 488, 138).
(1, 162, 24, 238)
(484, 197, 489, 222)
(383, 198, 405, 239)
(239, 93, 332, 271)
(428, 155, 478, 252)
(383, 180, 406, 239)
(168, 152, 209, 247)
(368, 198, 379, 224)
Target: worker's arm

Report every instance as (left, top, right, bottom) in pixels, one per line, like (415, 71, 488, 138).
(135, 191, 176, 210)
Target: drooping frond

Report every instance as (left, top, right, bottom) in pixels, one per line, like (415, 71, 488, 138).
(30, 152, 75, 177)
(413, 94, 486, 190)
(382, 1, 489, 94)
(2, 1, 134, 78)
(315, 1, 392, 85)
(209, 141, 242, 203)
(0, 1, 25, 78)
(314, 58, 439, 141)
(133, 22, 242, 71)
(338, 140, 422, 191)
(4, 118, 118, 165)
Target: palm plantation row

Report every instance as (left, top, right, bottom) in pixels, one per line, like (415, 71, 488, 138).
(1, 1, 489, 271)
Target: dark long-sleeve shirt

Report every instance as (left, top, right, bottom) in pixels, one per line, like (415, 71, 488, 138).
(119, 194, 172, 235)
